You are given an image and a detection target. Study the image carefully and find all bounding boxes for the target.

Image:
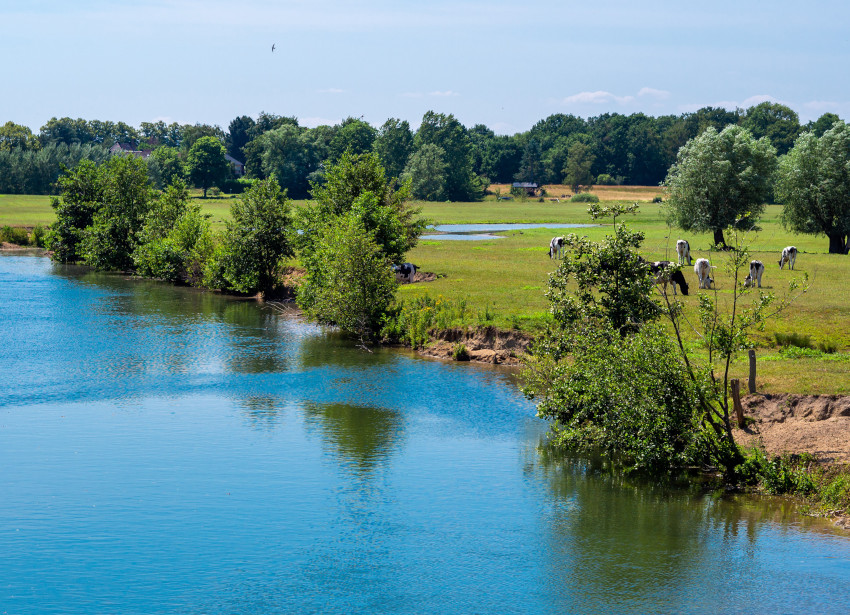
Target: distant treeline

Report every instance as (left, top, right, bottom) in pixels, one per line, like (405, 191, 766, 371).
(1, 104, 844, 198)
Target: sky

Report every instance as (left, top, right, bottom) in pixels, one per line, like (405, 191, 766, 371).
(2, 0, 849, 135)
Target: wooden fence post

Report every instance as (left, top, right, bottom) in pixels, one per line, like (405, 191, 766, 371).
(731, 379, 745, 428)
(748, 349, 757, 394)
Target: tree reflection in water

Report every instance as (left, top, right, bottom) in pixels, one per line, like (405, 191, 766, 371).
(302, 401, 403, 478)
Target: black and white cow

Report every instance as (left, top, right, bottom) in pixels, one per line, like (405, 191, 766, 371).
(694, 258, 714, 289)
(549, 236, 565, 260)
(393, 263, 418, 283)
(650, 260, 689, 296)
(676, 239, 692, 266)
(778, 246, 797, 270)
(744, 260, 765, 288)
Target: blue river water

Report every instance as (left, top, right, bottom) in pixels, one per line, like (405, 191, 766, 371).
(1, 254, 848, 614)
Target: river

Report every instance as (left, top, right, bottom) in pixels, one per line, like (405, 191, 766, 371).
(1, 253, 848, 614)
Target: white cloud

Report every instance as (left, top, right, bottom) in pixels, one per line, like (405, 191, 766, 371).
(741, 94, 780, 107)
(562, 91, 634, 105)
(638, 87, 670, 100)
(429, 90, 459, 97)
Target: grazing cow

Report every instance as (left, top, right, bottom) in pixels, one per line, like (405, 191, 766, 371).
(650, 260, 689, 296)
(393, 263, 418, 283)
(676, 239, 692, 265)
(744, 260, 765, 288)
(778, 246, 797, 270)
(694, 258, 714, 289)
(549, 236, 565, 260)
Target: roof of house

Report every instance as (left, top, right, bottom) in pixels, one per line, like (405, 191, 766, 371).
(225, 154, 244, 166)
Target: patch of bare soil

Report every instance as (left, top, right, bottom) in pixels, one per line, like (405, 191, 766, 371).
(419, 326, 532, 366)
(734, 394, 850, 463)
(1, 242, 35, 251)
(397, 271, 438, 284)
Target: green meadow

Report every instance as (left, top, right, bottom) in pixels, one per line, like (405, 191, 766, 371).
(3, 189, 848, 394)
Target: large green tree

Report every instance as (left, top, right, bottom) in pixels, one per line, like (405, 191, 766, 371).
(776, 122, 850, 254)
(741, 101, 800, 156)
(374, 118, 414, 179)
(215, 178, 295, 294)
(563, 141, 596, 193)
(187, 136, 229, 197)
(415, 111, 483, 201)
(0, 122, 40, 151)
(401, 143, 447, 201)
(328, 117, 376, 161)
(664, 125, 777, 248)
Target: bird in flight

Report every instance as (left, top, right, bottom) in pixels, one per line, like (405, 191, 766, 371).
(271, 44, 276, 52)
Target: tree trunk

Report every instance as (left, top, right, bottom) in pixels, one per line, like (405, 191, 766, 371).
(827, 232, 847, 254)
(713, 228, 727, 249)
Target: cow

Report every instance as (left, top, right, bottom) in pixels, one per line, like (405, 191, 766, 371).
(676, 239, 692, 266)
(549, 236, 565, 260)
(744, 260, 765, 288)
(393, 263, 418, 283)
(694, 258, 714, 289)
(650, 260, 689, 296)
(778, 246, 797, 270)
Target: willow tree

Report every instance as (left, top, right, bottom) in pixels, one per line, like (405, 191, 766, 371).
(664, 125, 777, 248)
(775, 122, 850, 254)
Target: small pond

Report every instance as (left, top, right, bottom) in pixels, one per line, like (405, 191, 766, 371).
(1, 253, 848, 614)
(422, 222, 597, 241)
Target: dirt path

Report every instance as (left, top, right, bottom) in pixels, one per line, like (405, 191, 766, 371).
(734, 394, 850, 463)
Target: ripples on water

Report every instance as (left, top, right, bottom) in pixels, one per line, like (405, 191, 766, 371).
(1, 254, 848, 614)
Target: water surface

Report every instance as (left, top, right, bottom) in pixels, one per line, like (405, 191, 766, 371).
(422, 223, 597, 241)
(1, 254, 848, 614)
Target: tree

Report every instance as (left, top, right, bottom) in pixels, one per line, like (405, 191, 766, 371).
(664, 125, 777, 248)
(226, 115, 255, 162)
(187, 136, 229, 197)
(0, 122, 40, 151)
(805, 112, 843, 138)
(741, 102, 800, 156)
(328, 117, 376, 161)
(402, 143, 447, 201)
(149, 146, 185, 188)
(514, 139, 544, 184)
(252, 124, 319, 198)
(46, 159, 105, 262)
(776, 122, 850, 254)
(415, 111, 483, 201)
(79, 155, 154, 271)
(298, 212, 397, 342)
(215, 178, 295, 294)
(133, 180, 213, 284)
(374, 118, 414, 179)
(308, 151, 425, 262)
(563, 141, 595, 193)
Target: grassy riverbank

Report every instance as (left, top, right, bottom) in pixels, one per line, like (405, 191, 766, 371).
(3, 186, 849, 393)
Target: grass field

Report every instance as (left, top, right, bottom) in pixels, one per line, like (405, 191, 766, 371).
(3, 187, 848, 393)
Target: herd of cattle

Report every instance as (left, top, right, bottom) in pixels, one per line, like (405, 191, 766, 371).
(548, 236, 798, 296)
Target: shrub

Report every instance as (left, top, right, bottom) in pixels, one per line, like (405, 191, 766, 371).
(570, 193, 599, 203)
(452, 344, 470, 361)
(0, 225, 30, 245)
(652, 196, 663, 203)
(774, 331, 812, 349)
(31, 224, 47, 247)
(208, 186, 222, 198)
(596, 173, 617, 186)
(382, 294, 469, 348)
(818, 339, 839, 354)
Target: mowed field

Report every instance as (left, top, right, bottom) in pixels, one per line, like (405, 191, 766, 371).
(3, 186, 849, 394)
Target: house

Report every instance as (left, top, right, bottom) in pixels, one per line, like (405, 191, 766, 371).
(511, 182, 539, 196)
(109, 143, 152, 159)
(225, 154, 245, 177)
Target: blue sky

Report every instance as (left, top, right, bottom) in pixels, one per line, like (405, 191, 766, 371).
(3, 0, 849, 134)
